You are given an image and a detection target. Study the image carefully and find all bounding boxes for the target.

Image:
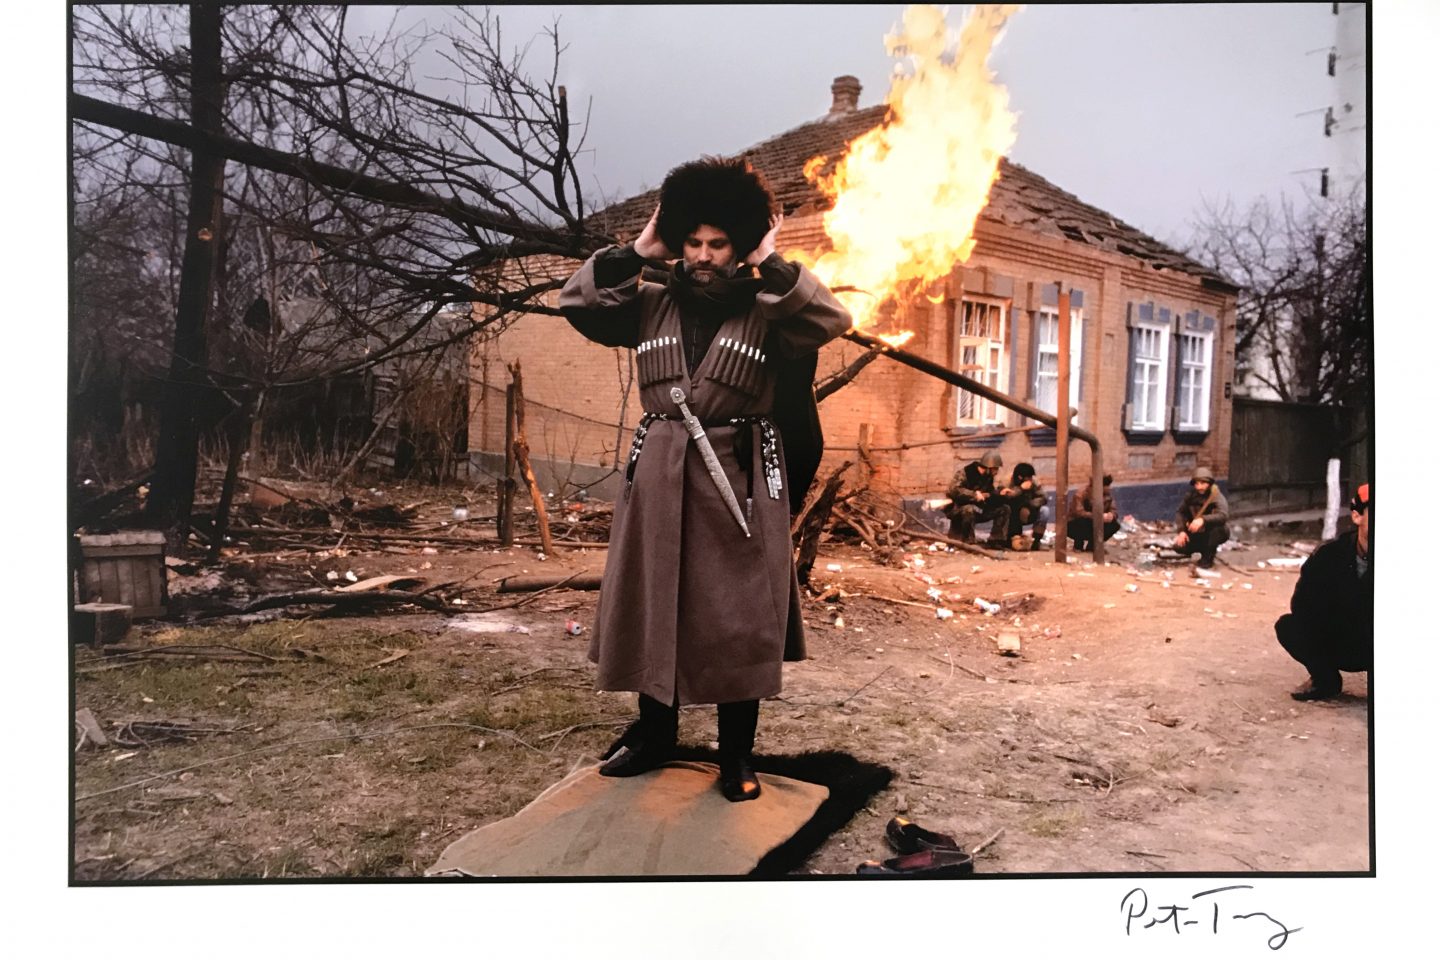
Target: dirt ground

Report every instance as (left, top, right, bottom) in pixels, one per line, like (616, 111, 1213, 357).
(71, 490, 1370, 880)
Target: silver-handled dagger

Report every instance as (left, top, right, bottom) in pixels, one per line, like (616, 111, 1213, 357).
(670, 386, 751, 538)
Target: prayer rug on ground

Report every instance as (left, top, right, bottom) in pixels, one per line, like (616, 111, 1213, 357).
(427, 749, 892, 878)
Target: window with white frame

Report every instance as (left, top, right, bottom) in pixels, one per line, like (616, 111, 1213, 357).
(1128, 324, 1169, 430)
(1034, 306, 1083, 419)
(1176, 331, 1213, 431)
(954, 296, 1008, 426)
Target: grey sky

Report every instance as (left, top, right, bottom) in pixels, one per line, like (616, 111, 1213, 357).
(359, 3, 1348, 248)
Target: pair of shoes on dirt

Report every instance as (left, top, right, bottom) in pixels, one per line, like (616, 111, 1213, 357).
(856, 816, 974, 877)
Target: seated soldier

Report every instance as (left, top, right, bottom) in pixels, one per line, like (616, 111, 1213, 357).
(1275, 484, 1372, 702)
(1067, 473, 1119, 553)
(944, 450, 1010, 547)
(1172, 466, 1229, 573)
(1002, 462, 1047, 551)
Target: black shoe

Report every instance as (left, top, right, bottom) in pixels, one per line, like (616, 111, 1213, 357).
(856, 848, 974, 877)
(1291, 680, 1342, 702)
(598, 739, 674, 777)
(885, 816, 962, 855)
(719, 755, 762, 802)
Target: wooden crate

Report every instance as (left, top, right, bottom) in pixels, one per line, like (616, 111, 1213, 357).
(76, 532, 168, 618)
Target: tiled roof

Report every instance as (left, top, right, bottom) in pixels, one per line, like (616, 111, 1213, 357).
(584, 103, 1229, 285)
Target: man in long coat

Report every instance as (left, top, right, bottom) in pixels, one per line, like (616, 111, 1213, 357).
(1276, 483, 1372, 701)
(559, 157, 852, 801)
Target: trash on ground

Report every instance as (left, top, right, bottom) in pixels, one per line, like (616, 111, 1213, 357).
(448, 615, 530, 634)
(996, 631, 1021, 656)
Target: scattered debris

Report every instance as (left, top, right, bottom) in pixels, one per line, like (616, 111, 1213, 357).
(996, 632, 1021, 656)
(448, 615, 530, 635)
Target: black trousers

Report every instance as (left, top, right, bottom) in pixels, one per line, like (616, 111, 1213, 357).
(637, 693, 758, 757)
(1275, 612, 1371, 689)
(1067, 517, 1119, 552)
(1174, 522, 1229, 565)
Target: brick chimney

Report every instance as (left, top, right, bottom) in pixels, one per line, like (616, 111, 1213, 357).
(828, 75, 861, 117)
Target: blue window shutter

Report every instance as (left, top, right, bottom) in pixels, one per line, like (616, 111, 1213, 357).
(1070, 289, 1085, 309)
(1040, 282, 1059, 308)
(1123, 303, 1138, 426)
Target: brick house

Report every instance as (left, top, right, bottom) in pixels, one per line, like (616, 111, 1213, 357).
(469, 77, 1239, 522)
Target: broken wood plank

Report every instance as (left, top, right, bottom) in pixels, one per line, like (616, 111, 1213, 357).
(335, 575, 427, 593)
(75, 708, 109, 749)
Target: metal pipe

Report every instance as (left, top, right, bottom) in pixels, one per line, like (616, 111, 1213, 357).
(1055, 287, 1071, 564)
(841, 328, 1107, 558)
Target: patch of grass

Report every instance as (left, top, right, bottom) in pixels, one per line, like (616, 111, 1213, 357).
(80, 661, 256, 713)
(330, 668, 441, 721)
(338, 822, 424, 877)
(1024, 808, 1083, 838)
(254, 844, 324, 879)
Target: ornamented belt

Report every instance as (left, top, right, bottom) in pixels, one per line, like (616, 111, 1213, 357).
(624, 414, 782, 508)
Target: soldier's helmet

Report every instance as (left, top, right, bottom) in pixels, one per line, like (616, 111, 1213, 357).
(979, 451, 1003, 470)
(1191, 466, 1215, 482)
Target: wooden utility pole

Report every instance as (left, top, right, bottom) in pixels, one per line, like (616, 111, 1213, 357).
(497, 382, 517, 545)
(508, 362, 553, 555)
(147, 2, 226, 555)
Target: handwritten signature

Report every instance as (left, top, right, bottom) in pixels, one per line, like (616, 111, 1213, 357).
(1122, 885, 1302, 950)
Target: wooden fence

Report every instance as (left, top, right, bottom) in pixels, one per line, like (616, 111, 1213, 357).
(1227, 398, 1367, 515)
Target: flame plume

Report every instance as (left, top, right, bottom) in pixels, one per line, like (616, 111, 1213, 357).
(790, 4, 1022, 331)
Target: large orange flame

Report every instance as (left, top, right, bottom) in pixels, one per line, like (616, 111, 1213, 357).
(789, 3, 1022, 331)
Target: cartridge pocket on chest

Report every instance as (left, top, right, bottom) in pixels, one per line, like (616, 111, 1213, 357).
(636, 336, 684, 387)
(706, 336, 768, 397)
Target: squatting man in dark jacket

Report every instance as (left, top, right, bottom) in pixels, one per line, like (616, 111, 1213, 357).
(944, 451, 1011, 548)
(1067, 473, 1119, 553)
(1172, 466, 1230, 573)
(558, 157, 852, 801)
(1002, 462, 1047, 550)
(1275, 483, 1372, 702)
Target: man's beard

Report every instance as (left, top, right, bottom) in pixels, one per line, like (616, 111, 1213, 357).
(684, 261, 738, 286)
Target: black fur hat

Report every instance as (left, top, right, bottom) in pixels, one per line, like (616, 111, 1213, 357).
(656, 156, 778, 259)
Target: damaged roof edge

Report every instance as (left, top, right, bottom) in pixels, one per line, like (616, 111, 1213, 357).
(583, 89, 1226, 286)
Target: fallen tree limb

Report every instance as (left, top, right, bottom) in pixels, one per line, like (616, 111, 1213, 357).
(497, 573, 603, 593)
(235, 589, 456, 615)
(897, 523, 1007, 560)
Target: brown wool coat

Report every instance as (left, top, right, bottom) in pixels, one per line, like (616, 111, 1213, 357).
(559, 249, 852, 706)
